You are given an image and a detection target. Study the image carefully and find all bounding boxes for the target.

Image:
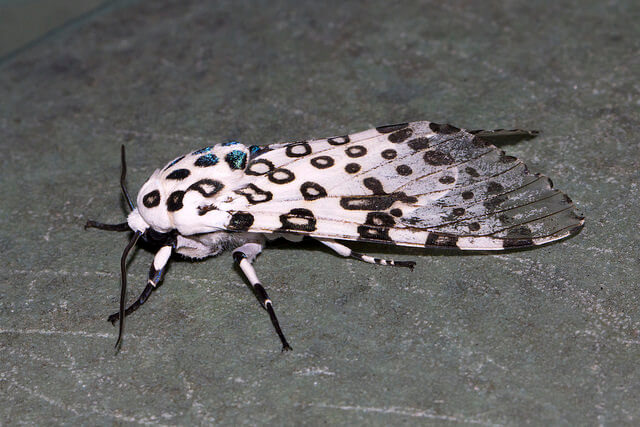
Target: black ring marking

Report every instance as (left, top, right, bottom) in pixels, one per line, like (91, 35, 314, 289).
(245, 158, 275, 176)
(268, 168, 295, 184)
(327, 135, 350, 145)
(285, 141, 312, 157)
(300, 182, 327, 200)
(188, 179, 224, 197)
(235, 184, 273, 204)
(279, 208, 317, 232)
(310, 156, 335, 169)
(345, 145, 367, 158)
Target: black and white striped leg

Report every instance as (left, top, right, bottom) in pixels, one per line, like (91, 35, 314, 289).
(232, 243, 291, 352)
(108, 245, 172, 324)
(317, 238, 416, 270)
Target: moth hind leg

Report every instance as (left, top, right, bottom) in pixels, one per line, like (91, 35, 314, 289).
(317, 238, 416, 270)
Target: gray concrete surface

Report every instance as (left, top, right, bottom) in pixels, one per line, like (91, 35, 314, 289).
(1, 0, 638, 425)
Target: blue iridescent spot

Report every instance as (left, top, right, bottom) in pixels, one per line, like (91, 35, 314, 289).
(192, 146, 214, 155)
(194, 153, 219, 167)
(225, 150, 247, 170)
(249, 145, 260, 154)
(222, 141, 241, 147)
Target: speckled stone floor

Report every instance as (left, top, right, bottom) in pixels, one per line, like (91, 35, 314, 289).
(1, 0, 639, 424)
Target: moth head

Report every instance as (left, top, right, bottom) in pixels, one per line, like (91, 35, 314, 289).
(133, 170, 173, 233)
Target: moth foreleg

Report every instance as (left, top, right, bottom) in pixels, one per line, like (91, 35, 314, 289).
(232, 243, 291, 352)
(317, 238, 416, 270)
(108, 245, 172, 324)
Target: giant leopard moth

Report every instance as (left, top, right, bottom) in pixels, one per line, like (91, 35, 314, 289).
(86, 121, 584, 351)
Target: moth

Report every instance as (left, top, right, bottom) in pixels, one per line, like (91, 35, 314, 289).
(86, 121, 584, 351)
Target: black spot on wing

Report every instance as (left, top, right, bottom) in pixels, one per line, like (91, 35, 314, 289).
(439, 175, 455, 184)
(407, 137, 430, 151)
(424, 150, 455, 166)
(381, 149, 397, 159)
(465, 167, 480, 177)
(228, 212, 254, 231)
(429, 122, 460, 134)
(487, 182, 504, 194)
(340, 193, 416, 211)
(345, 163, 361, 173)
(340, 177, 417, 211)
(388, 128, 413, 143)
(396, 165, 412, 176)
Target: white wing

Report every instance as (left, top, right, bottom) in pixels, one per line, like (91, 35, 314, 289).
(208, 121, 583, 250)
